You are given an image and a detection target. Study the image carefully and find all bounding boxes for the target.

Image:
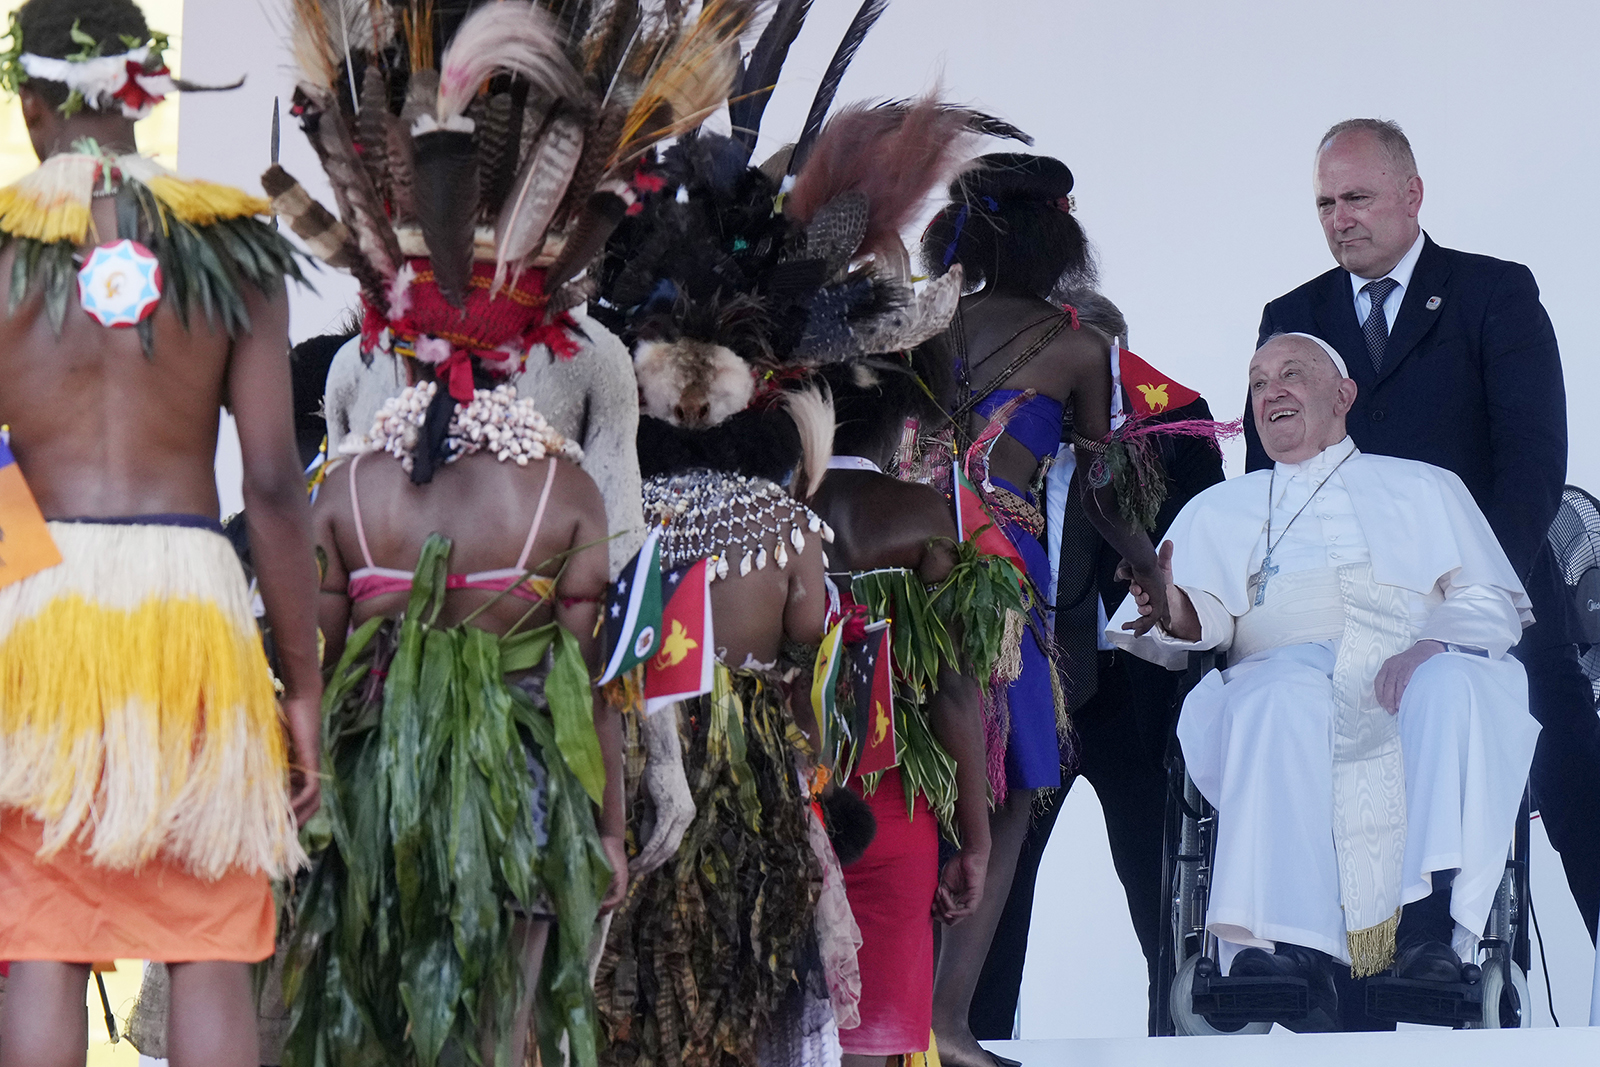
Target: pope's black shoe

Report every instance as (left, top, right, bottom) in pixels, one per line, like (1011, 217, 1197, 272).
(1392, 940, 1466, 983)
(1228, 944, 1340, 1032)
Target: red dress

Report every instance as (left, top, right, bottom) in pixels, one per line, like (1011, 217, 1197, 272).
(839, 766, 940, 1055)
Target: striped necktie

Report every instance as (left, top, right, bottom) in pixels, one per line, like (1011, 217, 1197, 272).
(1361, 277, 1399, 373)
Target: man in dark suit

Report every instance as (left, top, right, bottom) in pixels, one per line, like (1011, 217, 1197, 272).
(1249, 119, 1600, 958)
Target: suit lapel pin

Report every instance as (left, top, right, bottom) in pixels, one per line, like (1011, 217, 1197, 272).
(1426, 295, 1443, 310)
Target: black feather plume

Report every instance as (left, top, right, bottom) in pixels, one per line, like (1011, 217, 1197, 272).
(477, 91, 516, 218)
(787, 0, 889, 175)
(411, 129, 480, 306)
(873, 98, 1033, 146)
(728, 0, 813, 157)
(956, 108, 1034, 145)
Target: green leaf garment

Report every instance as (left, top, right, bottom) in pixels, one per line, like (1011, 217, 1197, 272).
(595, 663, 822, 1067)
(835, 537, 1029, 832)
(281, 535, 613, 1067)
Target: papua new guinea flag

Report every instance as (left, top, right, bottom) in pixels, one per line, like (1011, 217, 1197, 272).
(1117, 348, 1202, 416)
(599, 525, 663, 683)
(952, 457, 1027, 577)
(0, 437, 61, 589)
(850, 620, 899, 776)
(644, 557, 715, 716)
(810, 618, 847, 757)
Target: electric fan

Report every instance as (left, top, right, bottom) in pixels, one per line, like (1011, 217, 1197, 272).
(1545, 484, 1600, 708)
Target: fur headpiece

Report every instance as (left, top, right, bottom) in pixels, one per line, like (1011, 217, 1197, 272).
(591, 3, 1027, 489)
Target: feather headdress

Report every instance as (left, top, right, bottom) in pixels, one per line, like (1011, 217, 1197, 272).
(786, 95, 980, 275)
(594, 5, 1030, 493)
(274, 0, 748, 336)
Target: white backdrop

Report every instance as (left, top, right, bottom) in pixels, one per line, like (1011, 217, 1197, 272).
(178, 0, 1599, 1036)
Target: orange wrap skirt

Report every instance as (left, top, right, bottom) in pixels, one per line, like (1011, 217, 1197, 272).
(0, 815, 275, 962)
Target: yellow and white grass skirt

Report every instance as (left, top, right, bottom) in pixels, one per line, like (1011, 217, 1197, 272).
(0, 519, 300, 961)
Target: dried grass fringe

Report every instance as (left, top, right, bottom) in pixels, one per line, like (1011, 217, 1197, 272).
(0, 523, 303, 880)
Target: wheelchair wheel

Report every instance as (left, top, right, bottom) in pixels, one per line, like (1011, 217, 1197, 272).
(1169, 954, 1272, 1036)
(1472, 958, 1533, 1029)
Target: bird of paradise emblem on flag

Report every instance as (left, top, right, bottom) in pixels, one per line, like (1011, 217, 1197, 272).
(643, 557, 715, 715)
(850, 620, 898, 775)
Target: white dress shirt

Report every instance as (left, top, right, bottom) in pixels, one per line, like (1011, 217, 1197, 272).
(1349, 229, 1426, 333)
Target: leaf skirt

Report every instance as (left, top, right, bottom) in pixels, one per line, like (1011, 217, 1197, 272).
(597, 664, 822, 1067)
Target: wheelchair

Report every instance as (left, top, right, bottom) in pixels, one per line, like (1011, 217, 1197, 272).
(1152, 652, 1534, 1035)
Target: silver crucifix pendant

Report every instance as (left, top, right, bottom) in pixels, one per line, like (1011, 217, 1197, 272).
(1250, 555, 1278, 606)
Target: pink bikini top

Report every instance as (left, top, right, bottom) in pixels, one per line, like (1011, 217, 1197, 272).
(345, 452, 559, 605)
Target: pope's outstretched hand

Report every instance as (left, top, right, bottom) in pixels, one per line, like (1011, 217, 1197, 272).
(1119, 540, 1203, 641)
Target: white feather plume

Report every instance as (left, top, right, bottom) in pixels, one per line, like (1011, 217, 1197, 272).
(784, 385, 835, 500)
(436, 1, 582, 122)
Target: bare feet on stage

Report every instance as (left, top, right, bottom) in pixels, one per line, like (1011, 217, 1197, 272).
(932, 791, 1035, 1067)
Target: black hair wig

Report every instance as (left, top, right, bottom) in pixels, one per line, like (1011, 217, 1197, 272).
(289, 330, 356, 467)
(636, 405, 804, 487)
(16, 0, 151, 110)
(920, 152, 1096, 300)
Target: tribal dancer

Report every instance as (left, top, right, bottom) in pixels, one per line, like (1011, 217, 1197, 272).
(810, 346, 1004, 1067)
(589, 5, 1029, 1055)
(920, 154, 1170, 1067)
(0, 2, 318, 1065)
(269, 2, 758, 1064)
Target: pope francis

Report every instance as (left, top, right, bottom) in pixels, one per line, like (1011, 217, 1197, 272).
(1110, 332, 1539, 1029)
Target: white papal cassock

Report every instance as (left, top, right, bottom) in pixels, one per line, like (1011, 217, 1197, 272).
(1109, 437, 1539, 974)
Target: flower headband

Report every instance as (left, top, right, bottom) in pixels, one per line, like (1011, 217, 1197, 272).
(0, 15, 174, 119)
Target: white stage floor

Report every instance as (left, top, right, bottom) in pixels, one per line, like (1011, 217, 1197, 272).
(985, 1028, 1600, 1067)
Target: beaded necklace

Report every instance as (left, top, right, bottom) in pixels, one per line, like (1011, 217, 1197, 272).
(644, 471, 834, 581)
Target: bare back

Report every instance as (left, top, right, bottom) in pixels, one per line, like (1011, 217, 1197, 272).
(958, 292, 1114, 492)
(810, 471, 958, 586)
(314, 451, 611, 667)
(705, 498, 828, 668)
(0, 198, 238, 518)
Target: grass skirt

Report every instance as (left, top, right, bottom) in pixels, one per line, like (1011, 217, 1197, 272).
(597, 665, 822, 1067)
(282, 534, 612, 1067)
(0, 520, 300, 879)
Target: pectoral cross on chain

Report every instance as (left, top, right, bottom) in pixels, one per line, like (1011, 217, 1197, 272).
(1250, 554, 1278, 606)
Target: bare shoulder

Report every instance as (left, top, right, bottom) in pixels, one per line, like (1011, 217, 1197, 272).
(1044, 318, 1111, 370)
(552, 455, 607, 522)
(311, 457, 355, 520)
(887, 478, 958, 541)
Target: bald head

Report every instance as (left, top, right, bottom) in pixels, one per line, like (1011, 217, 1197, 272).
(1314, 122, 1424, 279)
(1249, 335, 1358, 464)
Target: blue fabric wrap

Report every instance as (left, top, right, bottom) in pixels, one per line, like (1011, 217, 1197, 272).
(989, 474, 1061, 791)
(973, 391, 1065, 463)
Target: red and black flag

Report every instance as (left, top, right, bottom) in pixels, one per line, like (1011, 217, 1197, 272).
(849, 620, 898, 776)
(643, 557, 715, 715)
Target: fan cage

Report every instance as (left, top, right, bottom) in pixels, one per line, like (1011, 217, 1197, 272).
(1547, 485, 1600, 707)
